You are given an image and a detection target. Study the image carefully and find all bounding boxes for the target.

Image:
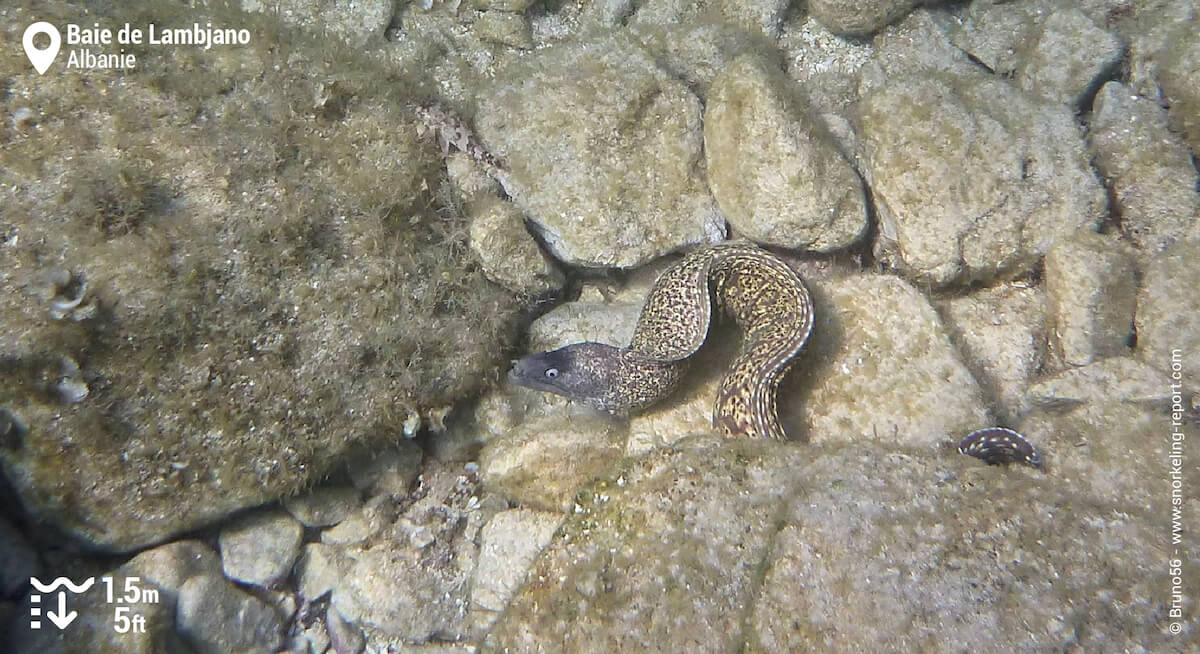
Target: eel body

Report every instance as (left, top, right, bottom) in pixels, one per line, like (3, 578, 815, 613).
(509, 242, 813, 440)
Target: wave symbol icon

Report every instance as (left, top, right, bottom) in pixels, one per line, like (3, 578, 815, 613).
(30, 577, 95, 594)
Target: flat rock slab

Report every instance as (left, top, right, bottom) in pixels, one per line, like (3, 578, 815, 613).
(705, 56, 867, 251)
(483, 434, 810, 653)
(859, 71, 1104, 287)
(484, 430, 1197, 652)
(477, 33, 723, 268)
(784, 274, 990, 445)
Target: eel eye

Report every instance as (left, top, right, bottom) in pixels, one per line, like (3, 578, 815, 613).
(545, 367, 559, 379)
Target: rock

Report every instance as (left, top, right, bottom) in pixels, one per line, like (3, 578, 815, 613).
(750, 422, 1196, 653)
(484, 434, 810, 652)
(176, 574, 284, 654)
(0, 18, 523, 551)
(708, 0, 792, 40)
(474, 10, 533, 50)
(859, 72, 1105, 287)
(0, 517, 39, 598)
(477, 33, 723, 268)
(704, 56, 868, 251)
(525, 295, 641, 351)
(242, 0, 393, 49)
(283, 486, 362, 528)
(344, 440, 424, 497)
(484, 422, 1196, 652)
(122, 540, 223, 611)
(480, 413, 626, 512)
(330, 460, 485, 642)
(939, 284, 1046, 423)
(1043, 231, 1137, 368)
(1090, 82, 1200, 252)
(469, 0, 538, 11)
(629, 20, 763, 95)
(779, 15, 874, 118)
(1025, 357, 1174, 410)
(320, 495, 392, 546)
(218, 509, 303, 588)
(1134, 241, 1200, 387)
(471, 509, 564, 624)
(431, 389, 519, 462)
(327, 605, 366, 654)
(1019, 397, 1199, 531)
(468, 196, 565, 296)
(1119, 1, 1195, 101)
(950, 0, 1045, 76)
(864, 9, 979, 83)
(787, 274, 990, 445)
(1158, 24, 1200, 153)
(618, 0, 789, 39)
(290, 623, 331, 654)
(952, 0, 1123, 108)
(1014, 7, 1124, 107)
(296, 543, 352, 602)
(808, 0, 924, 37)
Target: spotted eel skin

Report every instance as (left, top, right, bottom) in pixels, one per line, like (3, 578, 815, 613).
(508, 242, 814, 440)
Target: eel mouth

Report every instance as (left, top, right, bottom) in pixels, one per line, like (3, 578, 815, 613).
(505, 357, 563, 396)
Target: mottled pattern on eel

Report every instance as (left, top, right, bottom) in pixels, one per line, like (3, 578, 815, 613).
(509, 242, 814, 439)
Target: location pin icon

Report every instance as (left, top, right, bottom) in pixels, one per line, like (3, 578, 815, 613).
(23, 22, 61, 75)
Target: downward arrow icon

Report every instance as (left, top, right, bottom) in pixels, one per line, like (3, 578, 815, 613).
(46, 592, 77, 629)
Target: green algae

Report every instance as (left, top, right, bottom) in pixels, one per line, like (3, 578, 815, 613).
(0, 0, 524, 550)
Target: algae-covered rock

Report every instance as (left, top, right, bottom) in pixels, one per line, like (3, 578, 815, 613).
(1135, 241, 1200, 387)
(473, 10, 533, 50)
(628, 19, 764, 95)
(480, 413, 626, 512)
(1025, 356, 1174, 410)
(788, 274, 990, 445)
(483, 434, 810, 653)
(1090, 81, 1200, 253)
(952, 0, 1123, 108)
(468, 196, 565, 296)
(859, 72, 1105, 287)
(476, 33, 724, 268)
(808, 0, 925, 37)
(242, 0, 393, 48)
(939, 283, 1047, 423)
(1014, 7, 1123, 107)
(704, 56, 868, 251)
(484, 430, 1195, 652)
(329, 460, 487, 642)
(750, 428, 1195, 653)
(1043, 231, 1137, 368)
(1158, 24, 1200, 154)
(0, 5, 521, 551)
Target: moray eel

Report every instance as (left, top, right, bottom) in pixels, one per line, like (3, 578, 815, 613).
(508, 242, 814, 439)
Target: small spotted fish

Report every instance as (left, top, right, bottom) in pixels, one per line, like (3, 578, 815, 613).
(958, 427, 1043, 469)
